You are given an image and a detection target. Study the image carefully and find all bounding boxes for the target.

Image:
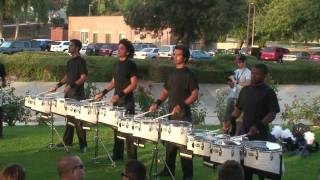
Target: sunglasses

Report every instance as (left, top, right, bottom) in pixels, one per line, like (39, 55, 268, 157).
(73, 164, 85, 170)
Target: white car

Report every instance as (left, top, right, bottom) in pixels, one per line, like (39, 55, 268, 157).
(158, 45, 175, 59)
(50, 41, 69, 52)
(134, 48, 159, 59)
(283, 51, 310, 61)
(80, 45, 87, 55)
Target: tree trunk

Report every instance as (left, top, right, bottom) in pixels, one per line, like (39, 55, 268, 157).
(0, 12, 3, 38)
(14, 17, 20, 40)
(199, 32, 206, 50)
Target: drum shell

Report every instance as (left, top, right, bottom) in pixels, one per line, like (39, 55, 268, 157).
(32, 97, 52, 114)
(132, 120, 159, 143)
(117, 116, 134, 134)
(192, 136, 212, 157)
(160, 120, 192, 146)
(210, 141, 243, 164)
(66, 103, 80, 117)
(51, 98, 67, 116)
(24, 96, 33, 107)
(244, 141, 282, 174)
(98, 107, 123, 128)
(76, 105, 97, 124)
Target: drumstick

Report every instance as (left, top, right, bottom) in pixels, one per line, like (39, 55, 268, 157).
(36, 91, 49, 96)
(152, 113, 174, 121)
(134, 111, 151, 118)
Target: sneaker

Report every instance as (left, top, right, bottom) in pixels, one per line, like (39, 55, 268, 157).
(80, 147, 87, 153)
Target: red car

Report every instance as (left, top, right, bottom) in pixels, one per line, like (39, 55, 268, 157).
(99, 43, 119, 56)
(260, 47, 289, 62)
(309, 52, 320, 62)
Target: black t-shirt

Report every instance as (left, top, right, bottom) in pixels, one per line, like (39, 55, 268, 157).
(65, 56, 88, 100)
(0, 63, 6, 79)
(236, 84, 280, 134)
(112, 59, 137, 110)
(164, 67, 199, 122)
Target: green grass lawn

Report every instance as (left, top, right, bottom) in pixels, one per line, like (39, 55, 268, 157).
(0, 125, 320, 180)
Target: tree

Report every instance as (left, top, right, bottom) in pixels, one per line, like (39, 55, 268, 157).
(256, 0, 320, 43)
(124, 0, 247, 49)
(66, 0, 90, 16)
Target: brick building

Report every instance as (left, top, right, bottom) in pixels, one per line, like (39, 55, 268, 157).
(68, 16, 172, 45)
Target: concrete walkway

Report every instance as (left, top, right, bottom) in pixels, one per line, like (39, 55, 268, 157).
(10, 82, 320, 125)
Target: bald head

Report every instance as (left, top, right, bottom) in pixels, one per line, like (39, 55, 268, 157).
(57, 156, 85, 180)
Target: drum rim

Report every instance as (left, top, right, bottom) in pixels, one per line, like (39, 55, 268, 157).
(244, 140, 282, 152)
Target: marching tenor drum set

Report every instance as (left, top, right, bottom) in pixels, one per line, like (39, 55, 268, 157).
(24, 92, 283, 179)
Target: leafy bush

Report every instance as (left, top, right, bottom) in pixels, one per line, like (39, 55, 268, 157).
(1, 82, 31, 126)
(1, 52, 320, 84)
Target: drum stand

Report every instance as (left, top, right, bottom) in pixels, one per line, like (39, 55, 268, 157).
(40, 112, 69, 153)
(149, 119, 175, 180)
(92, 107, 116, 167)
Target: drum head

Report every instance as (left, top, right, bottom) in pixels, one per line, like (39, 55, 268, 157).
(246, 141, 281, 151)
(266, 142, 281, 150)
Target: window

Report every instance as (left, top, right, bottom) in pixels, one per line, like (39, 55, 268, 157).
(14, 42, 24, 48)
(80, 31, 89, 44)
(119, 32, 126, 41)
(93, 33, 98, 43)
(24, 42, 30, 48)
(63, 42, 70, 45)
(105, 33, 111, 43)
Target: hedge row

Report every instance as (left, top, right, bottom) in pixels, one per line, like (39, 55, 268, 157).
(0, 52, 320, 84)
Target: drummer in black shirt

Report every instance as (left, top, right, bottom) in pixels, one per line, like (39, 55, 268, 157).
(95, 39, 138, 160)
(231, 63, 280, 141)
(231, 64, 281, 180)
(149, 44, 199, 180)
(50, 39, 88, 153)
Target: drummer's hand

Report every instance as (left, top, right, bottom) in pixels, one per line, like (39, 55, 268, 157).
(223, 121, 231, 134)
(149, 104, 158, 112)
(64, 85, 71, 94)
(111, 95, 119, 103)
(50, 85, 58, 92)
(172, 105, 182, 115)
(248, 126, 260, 136)
(95, 92, 103, 101)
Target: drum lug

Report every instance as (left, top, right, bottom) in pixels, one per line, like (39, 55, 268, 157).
(168, 127, 171, 134)
(192, 143, 194, 148)
(255, 150, 259, 160)
(231, 147, 234, 157)
(139, 124, 141, 131)
(201, 143, 204, 150)
(270, 152, 273, 161)
(219, 146, 222, 156)
(210, 148, 213, 154)
(181, 128, 185, 135)
(149, 126, 152, 132)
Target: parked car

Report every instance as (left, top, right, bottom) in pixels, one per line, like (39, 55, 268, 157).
(50, 41, 69, 52)
(309, 52, 320, 62)
(282, 51, 310, 61)
(99, 43, 119, 56)
(112, 50, 118, 57)
(158, 45, 176, 59)
(133, 43, 157, 51)
(86, 43, 104, 56)
(80, 45, 87, 55)
(0, 38, 5, 46)
(226, 48, 240, 55)
(32, 39, 53, 51)
(134, 48, 159, 59)
(208, 49, 218, 56)
(260, 47, 289, 62)
(190, 50, 212, 61)
(240, 47, 261, 59)
(0, 40, 41, 54)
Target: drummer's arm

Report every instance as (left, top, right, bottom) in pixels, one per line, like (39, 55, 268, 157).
(122, 76, 138, 95)
(73, 73, 87, 87)
(184, 89, 199, 106)
(260, 112, 277, 126)
(232, 107, 241, 119)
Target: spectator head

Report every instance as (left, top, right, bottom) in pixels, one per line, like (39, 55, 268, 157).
(57, 156, 85, 180)
(118, 39, 135, 59)
(251, 63, 268, 85)
(0, 164, 26, 180)
(69, 39, 82, 54)
(235, 54, 247, 68)
(121, 160, 146, 180)
(218, 160, 244, 180)
(174, 44, 190, 64)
